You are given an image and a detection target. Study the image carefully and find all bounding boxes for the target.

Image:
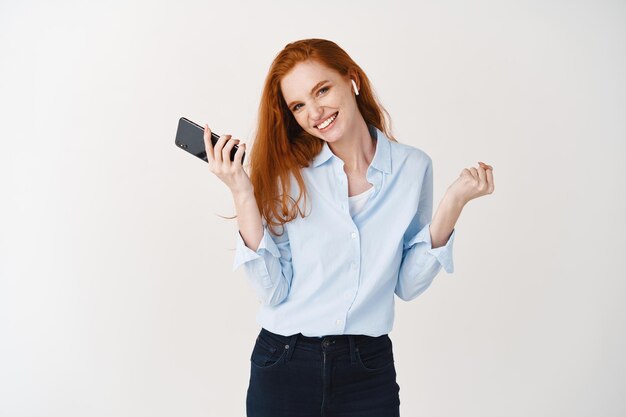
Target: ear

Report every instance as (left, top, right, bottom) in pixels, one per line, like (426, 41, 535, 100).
(347, 69, 360, 90)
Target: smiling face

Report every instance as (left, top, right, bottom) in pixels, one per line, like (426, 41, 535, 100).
(280, 59, 361, 143)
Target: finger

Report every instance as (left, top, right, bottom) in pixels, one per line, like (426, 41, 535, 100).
(203, 125, 215, 164)
(213, 134, 231, 165)
(476, 164, 487, 186)
(233, 142, 246, 168)
(485, 166, 495, 191)
(222, 137, 240, 167)
(479, 161, 493, 170)
(469, 167, 479, 180)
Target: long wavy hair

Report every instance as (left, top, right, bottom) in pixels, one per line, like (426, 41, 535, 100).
(248, 38, 396, 235)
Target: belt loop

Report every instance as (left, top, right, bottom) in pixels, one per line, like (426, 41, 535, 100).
(348, 335, 357, 365)
(285, 333, 298, 363)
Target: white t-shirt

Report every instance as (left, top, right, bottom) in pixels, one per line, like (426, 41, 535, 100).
(348, 185, 375, 217)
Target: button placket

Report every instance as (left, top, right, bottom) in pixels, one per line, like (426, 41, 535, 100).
(335, 164, 349, 212)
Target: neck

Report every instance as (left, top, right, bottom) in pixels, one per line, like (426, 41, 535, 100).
(328, 118, 376, 174)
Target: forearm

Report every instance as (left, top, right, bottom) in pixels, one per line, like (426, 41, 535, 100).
(430, 192, 465, 249)
(232, 189, 264, 252)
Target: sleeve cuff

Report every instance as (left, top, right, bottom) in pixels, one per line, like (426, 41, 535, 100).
(232, 226, 281, 271)
(408, 223, 456, 274)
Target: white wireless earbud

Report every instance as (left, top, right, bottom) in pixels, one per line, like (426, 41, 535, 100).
(351, 79, 359, 96)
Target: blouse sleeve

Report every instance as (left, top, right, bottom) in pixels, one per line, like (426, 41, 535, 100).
(232, 222, 294, 307)
(395, 156, 456, 301)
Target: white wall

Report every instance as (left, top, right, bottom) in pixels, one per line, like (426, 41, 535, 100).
(1, 1, 625, 416)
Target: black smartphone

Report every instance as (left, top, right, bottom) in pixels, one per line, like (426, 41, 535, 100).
(174, 117, 244, 163)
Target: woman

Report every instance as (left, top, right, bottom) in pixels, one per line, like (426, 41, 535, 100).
(203, 38, 494, 417)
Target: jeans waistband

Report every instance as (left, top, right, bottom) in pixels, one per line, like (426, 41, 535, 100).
(260, 328, 386, 347)
(259, 327, 388, 365)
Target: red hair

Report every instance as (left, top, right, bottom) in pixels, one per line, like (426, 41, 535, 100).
(248, 38, 396, 235)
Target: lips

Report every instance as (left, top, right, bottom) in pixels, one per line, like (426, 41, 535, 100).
(315, 111, 339, 130)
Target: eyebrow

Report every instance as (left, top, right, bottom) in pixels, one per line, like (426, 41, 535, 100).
(287, 80, 330, 108)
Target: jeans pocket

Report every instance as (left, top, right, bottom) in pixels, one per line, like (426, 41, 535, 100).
(250, 333, 287, 370)
(355, 336, 395, 373)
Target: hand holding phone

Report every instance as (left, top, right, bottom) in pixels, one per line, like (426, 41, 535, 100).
(175, 117, 244, 163)
(175, 117, 251, 193)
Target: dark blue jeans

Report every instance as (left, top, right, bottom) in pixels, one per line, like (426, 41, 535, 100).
(246, 328, 400, 417)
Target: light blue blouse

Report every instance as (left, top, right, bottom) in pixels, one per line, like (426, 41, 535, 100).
(232, 124, 456, 337)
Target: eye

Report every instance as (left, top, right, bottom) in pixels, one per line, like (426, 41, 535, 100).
(291, 87, 330, 112)
(318, 86, 329, 95)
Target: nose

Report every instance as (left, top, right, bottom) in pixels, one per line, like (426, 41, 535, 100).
(309, 103, 324, 123)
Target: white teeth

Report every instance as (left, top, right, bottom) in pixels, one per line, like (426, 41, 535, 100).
(317, 112, 337, 129)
